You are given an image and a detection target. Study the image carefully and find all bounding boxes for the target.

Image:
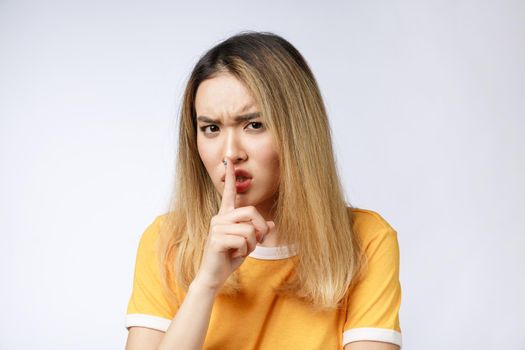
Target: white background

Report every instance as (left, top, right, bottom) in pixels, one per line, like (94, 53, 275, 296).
(1, 0, 524, 349)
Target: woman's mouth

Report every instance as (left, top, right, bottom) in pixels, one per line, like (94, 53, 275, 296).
(235, 177, 252, 193)
(221, 168, 253, 193)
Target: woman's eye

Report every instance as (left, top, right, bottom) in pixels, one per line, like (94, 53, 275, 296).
(247, 122, 263, 130)
(199, 125, 219, 133)
(199, 122, 264, 134)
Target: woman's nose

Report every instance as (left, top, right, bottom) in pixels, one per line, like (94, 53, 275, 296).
(223, 129, 247, 163)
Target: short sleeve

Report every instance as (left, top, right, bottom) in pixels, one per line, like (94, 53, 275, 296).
(343, 227, 402, 348)
(125, 215, 178, 332)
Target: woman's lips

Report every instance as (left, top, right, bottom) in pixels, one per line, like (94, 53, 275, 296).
(221, 168, 253, 182)
(235, 178, 252, 193)
(220, 168, 253, 193)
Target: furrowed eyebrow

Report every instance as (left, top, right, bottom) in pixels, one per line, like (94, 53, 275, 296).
(196, 112, 261, 125)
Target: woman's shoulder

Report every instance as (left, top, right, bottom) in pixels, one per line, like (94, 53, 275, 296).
(137, 212, 171, 246)
(348, 207, 398, 244)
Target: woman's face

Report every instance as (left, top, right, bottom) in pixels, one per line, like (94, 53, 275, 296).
(195, 72, 280, 219)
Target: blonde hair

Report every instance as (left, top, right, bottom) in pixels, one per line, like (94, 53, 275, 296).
(158, 31, 365, 310)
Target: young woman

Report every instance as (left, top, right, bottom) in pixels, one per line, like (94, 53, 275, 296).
(125, 31, 402, 350)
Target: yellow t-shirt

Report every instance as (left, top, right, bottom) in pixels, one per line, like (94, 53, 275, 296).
(126, 208, 402, 349)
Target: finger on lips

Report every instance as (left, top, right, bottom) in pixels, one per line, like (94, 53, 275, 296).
(219, 156, 236, 213)
(218, 156, 274, 257)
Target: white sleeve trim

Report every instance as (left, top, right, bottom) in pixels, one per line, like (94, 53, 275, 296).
(342, 327, 402, 348)
(125, 313, 172, 332)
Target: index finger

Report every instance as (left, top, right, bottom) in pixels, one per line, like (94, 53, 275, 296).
(219, 156, 236, 213)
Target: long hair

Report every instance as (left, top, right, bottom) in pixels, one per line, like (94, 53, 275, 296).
(158, 31, 365, 310)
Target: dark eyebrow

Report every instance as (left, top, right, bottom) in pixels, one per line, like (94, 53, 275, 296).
(196, 112, 261, 125)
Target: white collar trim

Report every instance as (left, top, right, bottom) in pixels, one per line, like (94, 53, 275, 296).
(248, 244, 297, 260)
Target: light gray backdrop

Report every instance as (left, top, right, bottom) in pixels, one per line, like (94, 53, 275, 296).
(1, 0, 523, 349)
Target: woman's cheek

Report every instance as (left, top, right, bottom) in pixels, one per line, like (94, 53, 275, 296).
(197, 145, 216, 181)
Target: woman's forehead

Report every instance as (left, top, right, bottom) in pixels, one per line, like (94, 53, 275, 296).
(195, 75, 259, 119)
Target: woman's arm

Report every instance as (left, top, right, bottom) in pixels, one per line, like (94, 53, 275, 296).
(156, 279, 217, 350)
(126, 157, 273, 350)
(345, 341, 400, 350)
(125, 279, 216, 350)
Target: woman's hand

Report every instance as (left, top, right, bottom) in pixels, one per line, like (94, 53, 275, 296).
(193, 156, 275, 292)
